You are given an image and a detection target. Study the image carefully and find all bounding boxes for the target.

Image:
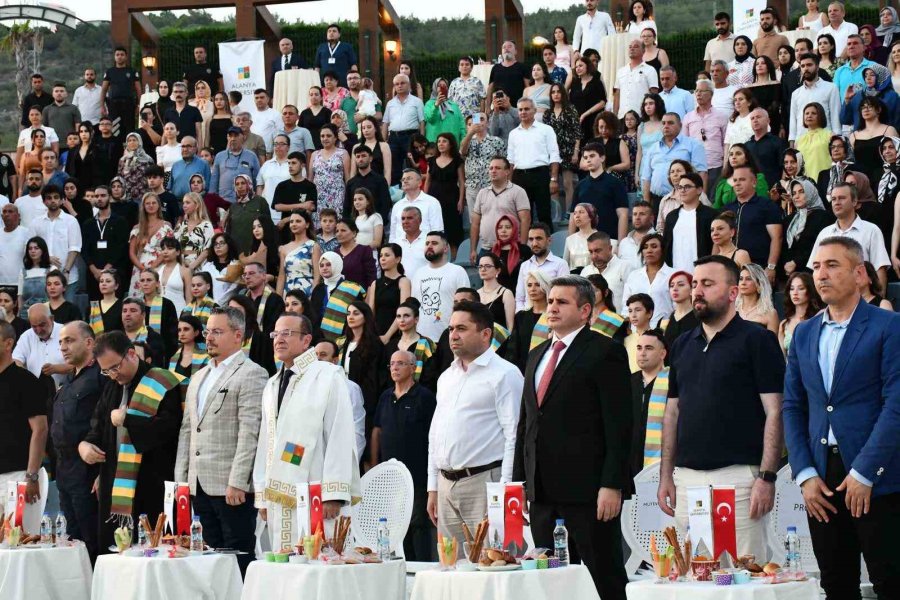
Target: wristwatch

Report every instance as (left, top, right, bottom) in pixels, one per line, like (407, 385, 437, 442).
(550, 177, 558, 182)
(24, 471, 38, 483)
(758, 470, 777, 483)
(766, 264, 776, 271)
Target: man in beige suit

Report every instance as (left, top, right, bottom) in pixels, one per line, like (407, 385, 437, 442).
(175, 306, 267, 574)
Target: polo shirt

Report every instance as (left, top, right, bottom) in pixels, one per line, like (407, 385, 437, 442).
(704, 34, 736, 65)
(163, 104, 204, 142)
(658, 87, 695, 119)
(0, 363, 45, 473)
(723, 195, 783, 265)
(397, 232, 428, 278)
(668, 314, 785, 470)
(833, 58, 875, 98)
(745, 133, 789, 187)
(42, 103, 81, 138)
(472, 182, 531, 249)
(615, 61, 659, 118)
(373, 383, 436, 488)
(572, 172, 628, 240)
(640, 135, 708, 196)
(276, 126, 316, 155)
(102, 66, 139, 100)
(313, 41, 357, 85)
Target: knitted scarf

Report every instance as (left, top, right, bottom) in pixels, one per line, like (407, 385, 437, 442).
(529, 313, 551, 351)
(320, 280, 365, 342)
(412, 337, 436, 381)
(168, 346, 210, 409)
(89, 301, 105, 335)
(146, 295, 163, 332)
(110, 368, 184, 522)
(592, 309, 625, 339)
(643, 368, 669, 468)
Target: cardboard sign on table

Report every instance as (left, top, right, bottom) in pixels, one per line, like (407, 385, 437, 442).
(486, 482, 527, 554)
(686, 485, 738, 559)
(4, 468, 48, 534)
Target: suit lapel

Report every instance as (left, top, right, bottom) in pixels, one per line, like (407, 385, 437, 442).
(829, 302, 869, 397)
(540, 328, 590, 407)
(524, 340, 548, 405)
(805, 314, 828, 401)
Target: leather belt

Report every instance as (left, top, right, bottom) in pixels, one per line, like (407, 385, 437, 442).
(440, 460, 502, 482)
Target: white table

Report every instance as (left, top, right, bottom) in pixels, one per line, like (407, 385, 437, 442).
(600, 32, 639, 94)
(626, 578, 820, 600)
(272, 69, 323, 113)
(241, 559, 407, 600)
(410, 564, 600, 600)
(0, 544, 92, 600)
(91, 552, 242, 600)
(473, 64, 494, 92)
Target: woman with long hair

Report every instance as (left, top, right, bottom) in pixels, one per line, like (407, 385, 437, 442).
(492, 215, 532, 291)
(367, 243, 410, 342)
(88, 268, 123, 334)
(545, 83, 582, 208)
(207, 92, 233, 154)
(155, 122, 182, 175)
(300, 86, 333, 150)
(227, 293, 275, 374)
(639, 29, 668, 79)
(477, 253, 515, 330)
(0, 289, 28, 340)
(889, 39, 900, 94)
(628, 0, 657, 34)
(568, 56, 608, 143)
(553, 26, 574, 71)
(661, 271, 698, 349)
(779, 272, 823, 355)
(200, 232, 241, 303)
(156, 237, 191, 314)
(351, 188, 383, 251)
(66, 122, 95, 185)
(736, 264, 779, 332)
(710, 211, 751, 268)
(277, 210, 320, 297)
(190, 80, 214, 149)
(592, 111, 632, 190)
(173, 192, 214, 270)
(240, 216, 280, 277)
(189, 173, 230, 229)
(724, 88, 759, 155)
(424, 77, 466, 143)
(523, 63, 553, 122)
(351, 116, 391, 183)
(45, 271, 82, 323)
(182, 272, 218, 329)
(816, 33, 840, 78)
(635, 93, 666, 180)
(283, 289, 311, 317)
(127, 192, 173, 295)
(310, 124, 350, 228)
(782, 178, 831, 276)
(798, 0, 828, 32)
(848, 95, 899, 188)
(503, 269, 552, 373)
(750, 55, 783, 130)
(383, 298, 435, 381)
(860, 261, 894, 310)
(727, 36, 756, 87)
(424, 132, 465, 252)
(564, 203, 598, 268)
(395, 60, 424, 99)
(18, 129, 45, 180)
(169, 314, 209, 401)
(796, 102, 832, 180)
(336, 218, 376, 289)
(622, 233, 673, 327)
(713, 143, 769, 208)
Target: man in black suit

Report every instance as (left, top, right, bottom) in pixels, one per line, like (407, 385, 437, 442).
(269, 38, 308, 92)
(662, 172, 719, 270)
(514, 275, 632, 600)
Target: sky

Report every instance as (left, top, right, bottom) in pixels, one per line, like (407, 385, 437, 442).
(41, 0, 571, 24)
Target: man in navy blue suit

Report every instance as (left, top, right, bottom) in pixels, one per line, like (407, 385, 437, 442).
(269, 38, 308, 92)
(784, 236, 900, 600)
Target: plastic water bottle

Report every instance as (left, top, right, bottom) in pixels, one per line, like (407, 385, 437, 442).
(55, 513, 67, 541)
(137, 513, 148, 547)
(377, 517, 391, 561)
(784, 526, 803, 576)
(40, 513, 53, 544)
(190, 515, 204, 551)
(553, 519, 570, 567)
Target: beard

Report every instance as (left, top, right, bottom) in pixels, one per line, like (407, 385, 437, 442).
(693, 297, 727, 323)
(425, 250, 444, 263)
(761, 22, 774, 32)
(716, 27, 729, 36)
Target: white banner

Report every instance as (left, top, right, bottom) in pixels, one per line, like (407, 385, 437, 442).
(219, 40, 266, 114)
(687, 485, 713, 555)
(733, 0, 766, 38)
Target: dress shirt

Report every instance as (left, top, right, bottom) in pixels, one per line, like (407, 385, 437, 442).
(507, 122, 561, 169)
(833, 58, 875, 99)
(12, 322, 65, 386)
(621, 265, 674, 327)
(572, 11, 616, 53)
(704, 34, 737, 65)
(514, 252, 570, 310)
(533, 326, 583, 389)
(789, 78, 842, 141)
(581, 254, 634, 313)
(427, 348, 524, 491)
(617, 229, 653, 271)
(383, 94, 425, 132)
(711, 85, 737, 115)
(397, 231, 428, 278)
(29, 212, 82, 283)
(72, 84, 102, 125)
(640, 135, 708, 196)
(615, 62, 660, 118)
(168, 156, 211, 200)
(196, 349, 242, 416)
(819, 21, 859, 56)
(683, 106, 729, 169)
(659, 87, 696, 119)
(389, 192, 444, 241)
(806, 215, 891, 270)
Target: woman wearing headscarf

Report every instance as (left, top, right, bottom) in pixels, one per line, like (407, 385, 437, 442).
(423, 78, 466, 143)
(782, 178, 832, 277)
(879, 137, 900, 265)
(861, 25, 890, 66)
(152, 81, 174, 124)
(877, 7, 900, 49)
(309, 251, 366, 342)
(330, 109, 358, 150)
(491, 215, 532, 291)
(841, 66, 900, 132)
(188, 173, 230, 229)
(117, 132, 154, 201)
(726, 35, 756, 87)
(844, 170, 879, 224)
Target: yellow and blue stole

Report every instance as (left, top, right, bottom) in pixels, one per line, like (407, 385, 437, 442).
(643, 368, 669, 468)
(320, 281, 365, 342)
(146, 295, 163, 332)
(528, 313, 551, 351)
(182, 297, 218, 329)
(89, 301, 105, 335)
(491, 323, 510, 352)
(592, 309, 625, 339)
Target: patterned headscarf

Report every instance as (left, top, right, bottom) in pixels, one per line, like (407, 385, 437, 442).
(877, 7, 900, 47)
(120, 132, 153, 174)
(786, 178, 825, 247)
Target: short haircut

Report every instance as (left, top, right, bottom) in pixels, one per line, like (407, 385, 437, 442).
(65, 320, 95, 340)
(122, 297, 146, 311)
(401, 206, 422, 218)
(327, 23, 341, 32)
(551, 275, 595, 309)
(31, 72, 44, 79)
(426, 230, 448, 242)
(145, 165, 164, 178)
(277, 312, 313, 335)
(228, 90, 242, 104)
(287, 151, 306, 163)
(42, 185, 62, 200)
(243, 261, 266, 273)
(0, 321, 16, 342)
(714, 11, 730, 21)
(53, 82, 66, 90)
(254, 88, 268, 96)
(587, 230, 611, 244)
(831, 181, 858, 202)
(639, 329, 669, 354)
(632, 200, 655, 216)
(680, 172, 704, 189)
(582, 141, 606, 157)
(798, 52, 820, 65)
(659, 65, 676, 75)
(454, 287, 479, 302)
(627, 292, 655, 313)
(353, 144, 373, 156)
(319, 208, 338, 220)
(693, 254, 741, 285)
(317, 338, 340, 357)
(490, 155, 511, 169)
(528, 222, 552, 238)
(209, 306, 246, 337)
(452, 300, 495, 334)
(94, 331, 133, 357)
(817, 236, 863, 264)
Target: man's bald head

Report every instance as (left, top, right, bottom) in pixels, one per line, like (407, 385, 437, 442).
(389, 349, 416, 384)
(28, 303, 54, 340)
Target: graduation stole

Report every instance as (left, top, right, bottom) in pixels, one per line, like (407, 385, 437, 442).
(659, 318, 670, 332)
(528, 313, 551, 351)
(491, 323, 510, 352)
(412, 337, 436, 381)
(183, 297, 217, 328)
(131, 326, 149, 344)
(110, 368, 184, 519)
(146, 295, 163, 332)
(592, 309, 625, 339)
(643, 368, 670, 468)
(320, 281, 365, 342)
(168, 347, 210, 408)
(244, 287, 272, 330)
(89, 301, 105, 335)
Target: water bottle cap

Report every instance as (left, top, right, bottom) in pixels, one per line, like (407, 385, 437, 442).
(787, 526, 797, 532)
(379, 517, 387, 522)
(193, 515, 200, 521)
(555, 519, 565, 526)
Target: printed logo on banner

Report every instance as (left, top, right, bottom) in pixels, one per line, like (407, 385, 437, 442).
(237, 66, 251, 80)
(745, 8, 755, 18)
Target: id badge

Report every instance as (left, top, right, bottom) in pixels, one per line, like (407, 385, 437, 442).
(328, 57, 336, 64)
(97, 241, 108, 249)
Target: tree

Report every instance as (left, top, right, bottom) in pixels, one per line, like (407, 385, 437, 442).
(0, 21, 42, 113)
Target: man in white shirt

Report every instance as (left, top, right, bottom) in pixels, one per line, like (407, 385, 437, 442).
(582, 231, 635, 313)
(614, 39, 660, 118)
(819, 1, 858, 57)
(704, 12, 736, 71)
(256, 133, 290, 219)
(617, 201, 655, 271)
(789, 53, 841, 142)
(807, 182, 890, 288)
(13, 304, 68, 386)
(390, 168, 443, 241)
(515, 223, 570, 310)
(572, 0, 616, 58)
(28, 185, 82, 302)
(15, 170, 48, 229)
(410, 232, 472, 341)
(396, 206, 428, 279)
(0, 204, 30, 289)
(72, 68, 102, 126)
(710, 61, 737, 114)
(249, 89, 281, 156)
(507, 98, 560, 228)
(426, 300, 523, 549)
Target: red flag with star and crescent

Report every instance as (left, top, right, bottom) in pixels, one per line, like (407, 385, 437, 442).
(309, 483, 323, 536)
(712, 487, 737, 560)
(176, 484, 192, 535)
(503, 484, 525, 549)
(14, 483, 26, 527)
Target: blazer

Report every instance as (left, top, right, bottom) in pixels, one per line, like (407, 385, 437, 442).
(513, 326, 633, 504)
(784, 299, 900, 497)
(662, 204, 719, 268)
(269, 53, 309, 90)
(174, 351, 268, 496)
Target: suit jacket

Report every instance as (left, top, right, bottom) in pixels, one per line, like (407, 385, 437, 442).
(784, 299, 900, 497)
(662, 204, 719, 267)
(269, 53, 309, 90)
(175, 351, 268, 496)
(513, 326, 633, 504)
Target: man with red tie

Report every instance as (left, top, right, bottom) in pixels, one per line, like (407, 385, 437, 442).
(514, 276, 632, 600)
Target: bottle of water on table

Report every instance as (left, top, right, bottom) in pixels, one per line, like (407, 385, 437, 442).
(553, 519, 569, 566)
(137, 513, 148, 547)
(40, 513, 53, 544)
(784, 526, 802, 576)
(55, 513, 67, 541)
(190, 515, 204, 551)
(377, 517, 391, 561)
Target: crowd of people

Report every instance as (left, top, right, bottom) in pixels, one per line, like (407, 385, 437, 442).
(2, 2, 900, 599)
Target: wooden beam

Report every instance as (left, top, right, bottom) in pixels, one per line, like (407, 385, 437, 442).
(256, 5, 282, 86)
(358, 0, 401, 98)
(484, 0, 524, 60)
(131, 13, 160, 89)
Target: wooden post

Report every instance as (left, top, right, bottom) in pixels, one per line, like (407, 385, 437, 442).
(358, 0, 401, 98)
(485, 0, 525, 60)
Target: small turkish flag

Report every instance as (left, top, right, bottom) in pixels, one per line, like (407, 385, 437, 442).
(176, 485, 192, 535)
(14, 483, 25, 527)
(712, 487, 737, 560)
(309, 482, 323, 537)
(503, 484, 525, 551)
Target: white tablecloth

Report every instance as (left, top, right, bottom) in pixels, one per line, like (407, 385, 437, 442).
(473, 64, 493, 92)
(91, 553, 242, 600)
(241, 559, 406, 600)
(626, 578, 820, 600)
(272, 69, 323, 113)
(410, 565, 600, 600)
(0, 544, 92, 600)
(600, 32, 639, 94)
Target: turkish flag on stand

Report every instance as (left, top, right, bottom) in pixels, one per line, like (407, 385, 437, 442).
(176, 484, 192, 535)
(503, 484, 525, 550)
(14, 483, 26, 527)
(309, 483, 323, 536)
(712, 487, 737, 560)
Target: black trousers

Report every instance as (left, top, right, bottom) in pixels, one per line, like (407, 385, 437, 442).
(530, 500, 628, 600)
(512, 166, 552, 226)
(388, 130, 416, 185)
(403, 486, 436, 561)
(106, 98, 136, 141)
(57, 456, 99, 564)
(192, 482, 257, 577)
(808, 448, 900, 600)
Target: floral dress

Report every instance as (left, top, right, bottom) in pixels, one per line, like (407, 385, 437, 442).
(312, 148, 348, 227)
(448, 76, 486, 119)
(546, 105, 582, 171)
(128, 222, 174, 295)
(283, 240, 316, 296)
(620, 133, 639, 193)
(173, 219, 214, 268)
(117, 156, 152, 202)
(322, 87, 350, 112)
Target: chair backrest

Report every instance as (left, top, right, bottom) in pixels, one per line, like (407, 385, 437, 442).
(454, 239, 472, 266)
(766, 464, 819, 572)
(621, 462, 677, 574)
(550, 230, 567, 258)
(887, 282, 900, 311)
(351, 459, 414, 558)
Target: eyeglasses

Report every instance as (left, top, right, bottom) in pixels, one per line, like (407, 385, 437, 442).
(675, 184, 697, 191)
(213, 240, 227, 247)
(100, 355, 128, 377)
(477, 264, 495, 270)
(273, 141, 289, 146)
(203, 328, 230, 338)
(269, 329, 306, 339)
(389, 361, 414, 367)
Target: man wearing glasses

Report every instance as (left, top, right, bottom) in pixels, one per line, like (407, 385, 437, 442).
(78, 331, 184, 555)
(382, 74, 425, 184)
(661, 172, 720, 272)
(175, 307, 266, 575)
(683, 79, 728, 196)
(168, 136, 210, 200)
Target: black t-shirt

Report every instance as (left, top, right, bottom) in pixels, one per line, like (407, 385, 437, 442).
(156, 190, 183, 226)
(0, 154, 16, 198)
(138, 122, 163, 156)
(373, 384, 436, 488)
(20, 91, 53, 127)
(489, 62, 530, 103)
(273, 178, 318, 219)
(0, 364, 46, 473)
(182, 63, 221, 96)
(162, 105, 204, 142)
(103, 66, 140, 100)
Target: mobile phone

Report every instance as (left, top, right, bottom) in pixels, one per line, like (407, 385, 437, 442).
(494, 91, 505, 99)
(472, 113, 482, 124)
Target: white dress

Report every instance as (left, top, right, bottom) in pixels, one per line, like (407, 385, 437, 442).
(626, 20, 657, 35)
(724, 114, 754, 146)
(800, 13, 826, 35)
(157, 263, 186, 314)
(563, 231, 593, 269)
(156, 144, 182, 172)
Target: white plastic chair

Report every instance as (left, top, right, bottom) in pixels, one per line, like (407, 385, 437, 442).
(351, 459, 414, 558)
(621, 462, 677, 575)
(767, 464, 820, 573)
